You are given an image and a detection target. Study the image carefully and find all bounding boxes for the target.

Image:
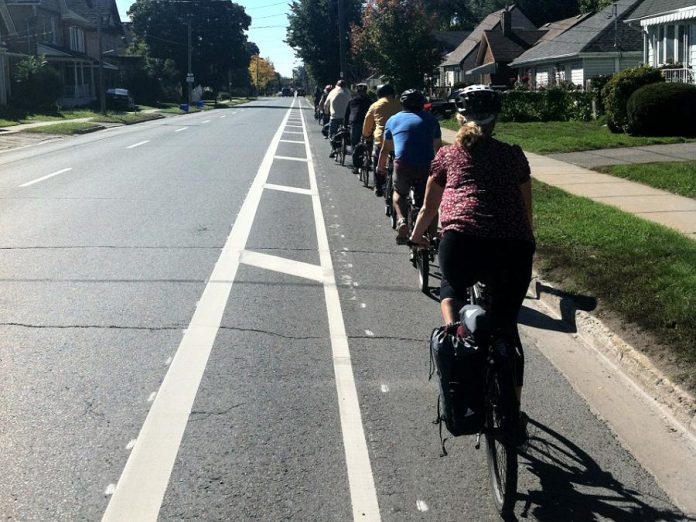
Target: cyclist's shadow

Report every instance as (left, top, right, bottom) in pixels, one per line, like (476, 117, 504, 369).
(515, 417, 692, 521)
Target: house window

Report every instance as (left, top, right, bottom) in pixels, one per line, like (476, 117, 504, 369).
(69, 27, 85, 53)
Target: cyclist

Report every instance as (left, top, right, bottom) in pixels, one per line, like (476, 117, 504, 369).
(409, 85, 534, 396)
(343, 83, 373, 173)
(318, 84, 333, 129)
(323, 80, 352, 157)
(376, 89, 441, 244)
(362, 84, 400, 196)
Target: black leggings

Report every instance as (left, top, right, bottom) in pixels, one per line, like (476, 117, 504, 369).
(439, 232, 534, 383)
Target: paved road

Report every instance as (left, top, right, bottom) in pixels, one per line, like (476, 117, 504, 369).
(0, 98, 688, 521)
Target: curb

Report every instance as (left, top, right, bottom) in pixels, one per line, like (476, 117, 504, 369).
(75, 124, 106, 134)
(529, 273, 696, 439)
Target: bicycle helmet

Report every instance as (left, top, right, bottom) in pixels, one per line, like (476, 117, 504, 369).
(324, 84, 333, 93)
(399, 89, 426, 112)
(454, 84, 501, 125)
(356, 83, 368, 93)
(376, 84, 395, 98)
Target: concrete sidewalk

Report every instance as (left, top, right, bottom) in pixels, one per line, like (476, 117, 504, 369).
(440, 127, 696, 240)
(549, 141, 696, 168)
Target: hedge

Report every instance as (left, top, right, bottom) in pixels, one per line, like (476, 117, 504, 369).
(601, 66, 664, 133)
(500, 88, 594, 122)
(627, 82, 696, 136)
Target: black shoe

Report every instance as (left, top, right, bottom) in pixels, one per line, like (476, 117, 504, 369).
(374, 185, 383, 197)
(329, 151, 335, 158)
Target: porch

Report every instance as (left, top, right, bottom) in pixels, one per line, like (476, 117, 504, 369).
(661, 67, 696, 83)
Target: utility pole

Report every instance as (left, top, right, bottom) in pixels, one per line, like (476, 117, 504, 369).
(337, 0, 346, 80)
(97, 14, 106, 114)
(187, 17, 192, 107)
(255, 55, 259, 97)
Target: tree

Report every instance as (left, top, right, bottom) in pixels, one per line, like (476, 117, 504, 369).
(128, 0, 252, 93)
(351, 0, 441, 91)
(285, 0, 363, 87)
(579, 0, 614, 13)
(249, 56, 277, 94)
(13, 56, 63, 110)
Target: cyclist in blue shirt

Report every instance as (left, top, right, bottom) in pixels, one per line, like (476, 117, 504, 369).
(377, 89, 442, 243)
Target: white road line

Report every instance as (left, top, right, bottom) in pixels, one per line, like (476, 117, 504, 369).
(174, 127, 188, 133)
(202, 120, 210, 124)
(126, 140, 150, 149)
(264, 183, 314, 196)
(220, 115, 227, 119)
(380, 385, 389, 393)
(365, 330, 374, 337)
(286, 124, 303, 128)
(416, 500, 429, 512)
(126, 440, 137, 450)
(239, 250, 323, 282)
(105, 484, 117, 496)
(19, 167, 72, 188)
(300, 102, 381, 521)
(274, 155, 308, 162)
(102, 99, 297, 522)
(283, 131, 304, 134)
(279, 139, 305, 144)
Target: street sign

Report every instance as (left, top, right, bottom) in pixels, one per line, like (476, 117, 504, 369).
(186, 73, 194, 83)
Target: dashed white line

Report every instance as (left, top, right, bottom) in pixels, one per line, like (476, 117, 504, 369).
(381, 384, 389, 393)
(365, 330, 375, 337)
(202, 120, 210, 124)
(174, 127, 188, 133)
(126, 140, 150, 149)
(416, 500, 429, 512)
(279, 139, 305, 144)
(360, 303, 366, 308)
(274, 155, 308, 162)
(220, 115, 226, 119)
(19, 167, 72, 188)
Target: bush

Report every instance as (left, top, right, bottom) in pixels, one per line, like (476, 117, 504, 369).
(627, 82, 696, 136)
(12, 56, 63, 110)
(500, 88, 593, 122)
(601, 66, 663, 133)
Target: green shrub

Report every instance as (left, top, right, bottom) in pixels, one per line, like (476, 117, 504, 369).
(627, 82, 696, 136)
(12, 56, 63, 110)
(500, 88, 593, 122)
(601, 66, 663, 133)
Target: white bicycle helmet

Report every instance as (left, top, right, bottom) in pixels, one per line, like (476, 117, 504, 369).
(454, 84, 501, 126)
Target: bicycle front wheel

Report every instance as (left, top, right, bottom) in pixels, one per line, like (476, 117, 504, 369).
(484, 363, 518, 518)
(416, 249, 429, 293)
(340, 140, 347, 165)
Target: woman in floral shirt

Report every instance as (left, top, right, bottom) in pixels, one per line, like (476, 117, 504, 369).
(410, 85, 534, 346)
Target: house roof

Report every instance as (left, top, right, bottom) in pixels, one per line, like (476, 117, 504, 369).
(510, 0, 644, 67)
(626, 0, 696, 20)
(481, 29, 546, 63)
(64, 0, 122, 26)
(537, 12, 593, 43)
(433, 31, 471, 53)
(440, 6, 536, 67)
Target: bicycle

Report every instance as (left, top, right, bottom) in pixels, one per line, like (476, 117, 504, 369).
(357, 138, 371, 188)
(404, 182, 438, 293)
(333, 125, 349, 166)
(467, 282, 523, 519)
(383, 154, 395, 228)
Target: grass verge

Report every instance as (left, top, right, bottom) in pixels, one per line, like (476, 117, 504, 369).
(24, 122, 103, 135)
(595, 162, 696, 199)
(21, 110, 99, 122)
(441, 119, 696, 154)
(533, 180, 696, 391)
(92, 113, 164, 125)
(0, 119, 19, 127)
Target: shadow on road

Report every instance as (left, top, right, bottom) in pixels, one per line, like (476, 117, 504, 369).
(515, 417, 692, 521)
(519, 281, 597, 334)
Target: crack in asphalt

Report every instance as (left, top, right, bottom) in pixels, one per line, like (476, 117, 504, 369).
(189, 403, 245, 420)
(0, 322, 182, 331)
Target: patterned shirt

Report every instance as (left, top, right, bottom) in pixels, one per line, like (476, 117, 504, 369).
(430, 139, 534, 243)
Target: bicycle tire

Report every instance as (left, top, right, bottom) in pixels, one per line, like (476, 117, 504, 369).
(340, 139, 347, 166)
(362, 165, 369, 187)
(417, 249, 429, 292)
(484, 361, 518, 518)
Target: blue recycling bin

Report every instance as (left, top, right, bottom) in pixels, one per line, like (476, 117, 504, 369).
(180, 104, 189, 112)
(196, 100, 204, 109)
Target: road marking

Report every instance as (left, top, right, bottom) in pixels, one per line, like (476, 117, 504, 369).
(102, 99, 298, 522)
(174, 127, 188, 133)
(126, 140, 149, 149)
(279, 139, 305, 144)
(147, 392, 156, 403)
(19, 167, 72, 188)
(274, 155, 308, 162)
(381, 385, 389, 393)
(202, 120, 210, 124)
(286, 124, 303, 128)
(264, 183, 314, 196)
(105, 484, 117, 496)
(360, 303, 366, 308)
(239, 249, 323, 282)
(300, 107, 381, 521)
(283, 131, 304, 134)
(126, 440, 137, 450)
(220, 115, 226, 119)
(416, 500, 429, 512)
(365, 330, 374, 337)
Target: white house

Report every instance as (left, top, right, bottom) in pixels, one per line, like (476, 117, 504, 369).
(625, 0, 696, 83)
(510, 0, 644, 89)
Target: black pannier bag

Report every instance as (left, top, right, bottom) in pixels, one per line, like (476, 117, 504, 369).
(352, 140, 366, 168)
(430, 321, 486, 440)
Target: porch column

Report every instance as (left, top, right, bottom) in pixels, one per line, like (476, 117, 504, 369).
(74, 61, 78, 96)
(91, 65, 95, 97)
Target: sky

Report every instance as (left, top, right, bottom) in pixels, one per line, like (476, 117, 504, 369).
(114, 0, 299, 77)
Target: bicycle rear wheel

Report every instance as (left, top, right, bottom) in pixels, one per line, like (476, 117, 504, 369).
(416, 248, 429, 293)
(484, 361, 518, 518)
(340, 139, 347, 166)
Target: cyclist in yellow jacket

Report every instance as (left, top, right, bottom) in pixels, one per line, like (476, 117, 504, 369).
(362, 84, 400, 196)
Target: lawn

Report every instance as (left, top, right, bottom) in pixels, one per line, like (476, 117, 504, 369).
(595, 162, 696, 199)
(21, 110, 99, 122)
(533, 180, 696, 392)
(24, 122, 103, 135)
(0, 119, 18, 127)
(440, 119, 696, 154)
(91, 113, 164, 125)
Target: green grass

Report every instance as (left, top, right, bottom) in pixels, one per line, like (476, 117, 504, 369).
(595, 162, 696, 199)
(441, 119, 696, 154)
(92, 113, 164, 125)
(533, 181, 696, 390)
(0, 119, 19, 127)
(21, 110, 99, 122)
(24, 122, 103, 135)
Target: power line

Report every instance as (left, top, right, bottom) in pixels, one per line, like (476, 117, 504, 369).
(245, 1, 286, 10)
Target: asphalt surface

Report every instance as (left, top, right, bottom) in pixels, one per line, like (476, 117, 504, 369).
(0, 98, 689, 521)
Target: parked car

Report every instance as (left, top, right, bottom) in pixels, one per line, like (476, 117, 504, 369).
(424, 97, 456, 121)
(296, 88, 306, 97)
(105, 88, 135, 111)
(281, 87, 293, 97)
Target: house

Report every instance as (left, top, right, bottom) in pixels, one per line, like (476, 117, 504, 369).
(510, 0, 644, 89)
(465, 7, 548, 87)
(624, 0, 696, 83)
(0, 0, 126, 107)
(438, 5, 536, 88)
